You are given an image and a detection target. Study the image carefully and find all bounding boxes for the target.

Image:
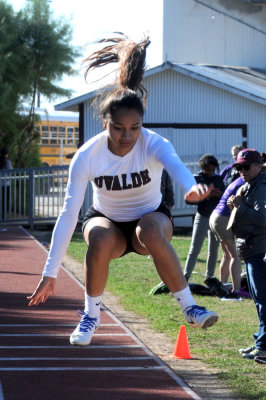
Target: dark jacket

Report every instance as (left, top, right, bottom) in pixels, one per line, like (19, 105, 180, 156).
(160, 169, 174, 208)
(192, 172, 225, 217)
(233, 172, 266, 259)
(0, 158, 12, 170)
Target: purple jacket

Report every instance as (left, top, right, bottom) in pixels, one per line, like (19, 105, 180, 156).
(214, 177, 244, 217)
(220, 164, 233, 181)
(220, 164, 240, 187)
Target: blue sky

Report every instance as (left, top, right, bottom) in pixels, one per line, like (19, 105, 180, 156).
(10, 0, 163, 110)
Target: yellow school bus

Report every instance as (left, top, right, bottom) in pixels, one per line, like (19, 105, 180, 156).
(36, 110, 79, 166)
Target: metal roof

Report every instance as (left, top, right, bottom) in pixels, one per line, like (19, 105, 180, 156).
(55, 61, 266, 111)
(244, 1, 266, 3)
(168, 63, 266, 105)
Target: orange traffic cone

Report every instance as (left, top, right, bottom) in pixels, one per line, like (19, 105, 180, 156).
(171, 325, 191, 359)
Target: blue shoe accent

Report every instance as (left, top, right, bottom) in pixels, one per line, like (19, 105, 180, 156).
(184, 305, 218, 329)
(70, 310, 101, 346)
(77, 310, 98, 332)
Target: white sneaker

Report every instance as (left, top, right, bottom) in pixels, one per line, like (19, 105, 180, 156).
(70, 311, 101, 346)
(184, 305, 218, 329)
(239, 345, 256, 354)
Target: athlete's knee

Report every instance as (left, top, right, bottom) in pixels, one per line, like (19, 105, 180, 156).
(87, 226, 116, 252)
(138, 220, 164, 244)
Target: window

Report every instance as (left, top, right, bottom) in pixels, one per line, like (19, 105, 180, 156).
(74, 127, 79, 144)
(59, 126, 66, 144)
(50, 126, 58, 144)
(39, 125, 48, 144)
(67, 126, 74, 144)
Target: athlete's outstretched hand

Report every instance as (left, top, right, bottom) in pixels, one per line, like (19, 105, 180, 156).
(184, 183, 214, 203)
(27, 276, 56, 306)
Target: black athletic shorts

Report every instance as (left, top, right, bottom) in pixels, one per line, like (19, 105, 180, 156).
(82, 202, 174, 255)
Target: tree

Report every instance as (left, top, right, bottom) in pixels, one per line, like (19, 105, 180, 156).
(0, 2, 31, 162)
(0, 0, 80, 167)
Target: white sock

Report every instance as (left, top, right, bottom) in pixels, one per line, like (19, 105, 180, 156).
(84, 293, 102, 318)
(172, 285, 196, 312)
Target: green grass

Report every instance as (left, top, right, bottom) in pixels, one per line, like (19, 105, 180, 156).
(67, 233, 266, 400)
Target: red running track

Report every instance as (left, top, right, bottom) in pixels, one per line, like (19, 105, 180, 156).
(0, 226, 202, 400)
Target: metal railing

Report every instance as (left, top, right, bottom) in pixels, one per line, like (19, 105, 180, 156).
(0, 166, 70, 229)
(0, 156, 229, 229)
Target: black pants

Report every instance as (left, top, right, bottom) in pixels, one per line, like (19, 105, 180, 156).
(82, 202, 174, 255)
(1, 186, 10, 220)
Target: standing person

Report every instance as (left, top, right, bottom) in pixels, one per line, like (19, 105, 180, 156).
(27, 34, 218, 347)
(0, 148, 12, 170)
(148, 169, 174, 260)
(227, 149, 266, 360)
(0, 147, 13, 220)
(220, 144, 243, 188)
(209, 176, 251, 298)
(183, 154, 225, 283)
(161, 169, 174, 210)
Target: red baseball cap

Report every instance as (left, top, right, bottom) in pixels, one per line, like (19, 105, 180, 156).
(233, 148, 262, 166)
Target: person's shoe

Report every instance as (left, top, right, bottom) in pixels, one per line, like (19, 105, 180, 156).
(184, 305, 218, 329)
(229, 290, 241, 299)
(70, 310, 101, 346)
(254, 355, 266, 364)
(239, 345, 256, 354)
(204, 277, 230, 298)
(242, 348, 266, 360)
(149, 281, 170, 295)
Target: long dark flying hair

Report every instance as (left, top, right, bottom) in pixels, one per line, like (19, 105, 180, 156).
(82, 33, 150, 118)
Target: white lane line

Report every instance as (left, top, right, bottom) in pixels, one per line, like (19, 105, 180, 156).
(99, 297, 204, 400)
(0, 357, 152, 361)
(0, 333, 128, 337)
(20, 227, 203, 400)
(0, 381, 4, 400)
(0, 324, 117, 327)
(159, 367, 203, 400)
(20, 225, 52, 254)
(1, 324, 76, 327)
(0, 345, 142, 349)
(0, 366, 164, 371)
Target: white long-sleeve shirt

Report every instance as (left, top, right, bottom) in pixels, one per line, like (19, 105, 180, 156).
(43, 127, 196, 278)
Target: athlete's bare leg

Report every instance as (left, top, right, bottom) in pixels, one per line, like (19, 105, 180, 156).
(132, 212, 187, 292)
(83, 217, 127, 296)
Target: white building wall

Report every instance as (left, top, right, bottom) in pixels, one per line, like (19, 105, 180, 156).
(141, 68, 265, 226)
(84, 99, 102, 139)
(83, 70, 266, 155)
(163, 0, 266, 67)
(195, 0, 266, 34)
(82, 69, 265, 226)
(83, 99, 103, 209)
(143, 70, 266, 153)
